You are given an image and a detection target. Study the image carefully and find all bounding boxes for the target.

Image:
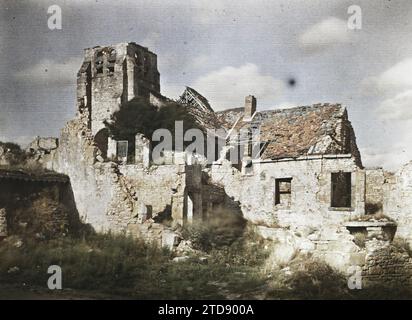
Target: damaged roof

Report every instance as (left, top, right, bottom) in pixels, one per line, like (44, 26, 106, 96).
(216, 103, 360, 161)
(179, 86, 361, 165)
(178, 87, 224, 131)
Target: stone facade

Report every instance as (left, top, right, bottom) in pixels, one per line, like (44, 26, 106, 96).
(19, 42, 412, 285)
(41, 114, 205, 233)
(340, 162, 412, 245)
(209, 155, 365, 227)
(365, 168, 385, 214)
(77, 42, 160, 136)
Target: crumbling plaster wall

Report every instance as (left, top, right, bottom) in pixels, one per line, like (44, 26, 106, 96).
(209, 155, 364, 230)
(80, 44, 128, 136)
(42, 115, 200, 236)
(365, 168, 385, 213)
(209, 155, 366, 272)
(383, 161, 412, 243)
(358, 162, 412, 244)
(78, 43, 160, 136)
(259, 225, 364, 273)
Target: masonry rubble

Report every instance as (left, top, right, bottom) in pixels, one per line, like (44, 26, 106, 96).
(17, 42, 412, 286)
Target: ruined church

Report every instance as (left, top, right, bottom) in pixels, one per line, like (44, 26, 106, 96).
(3, 42, 412, 285)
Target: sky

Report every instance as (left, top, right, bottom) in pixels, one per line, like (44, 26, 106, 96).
(0, 0, 412, 170)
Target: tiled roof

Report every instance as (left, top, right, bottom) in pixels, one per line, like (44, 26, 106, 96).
(216, 103, 360, 161)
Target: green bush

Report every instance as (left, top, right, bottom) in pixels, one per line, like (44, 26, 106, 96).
(104, 97, 202, 154)
(283, 259, 349, 299)
(182, 209, 246, 252)
(0, 142, 27, 166)
(392, 238, 412, 256)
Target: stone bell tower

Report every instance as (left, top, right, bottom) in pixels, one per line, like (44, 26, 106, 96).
(76, 42, 160, 136)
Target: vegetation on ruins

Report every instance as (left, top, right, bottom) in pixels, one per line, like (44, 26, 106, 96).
(182, 207, 247, 252)
(104, 97, 202, 155)
(0, 142, 27, 166)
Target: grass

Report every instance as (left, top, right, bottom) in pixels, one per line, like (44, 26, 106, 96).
(271, 257, 350, 300)
(0, 142, 26, 166)
(0, 232, 266, 299)
(181, 212, 247, 252)
(392, 238, 412, 257)
(1, 229, 412, 299)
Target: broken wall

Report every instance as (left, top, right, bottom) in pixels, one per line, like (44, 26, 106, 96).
(365, 168, 385, 214)
(362, 239, 412, 287)
(77, 43, 160, 136)
(382, 162, 412, 243)
(0, 177, 80, 238)
(209, 154, 364, 231)
(41, 114, 203, 236)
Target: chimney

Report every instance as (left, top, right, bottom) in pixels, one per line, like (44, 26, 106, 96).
(244, 95, 256, 121)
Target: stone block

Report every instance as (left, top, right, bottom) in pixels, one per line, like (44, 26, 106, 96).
(297, 238, 316, 251)
(269, 243, 297, 266)
(173, 256, 190, 263)
(162, 229, 181, 250)
(38, 137, 58, 150)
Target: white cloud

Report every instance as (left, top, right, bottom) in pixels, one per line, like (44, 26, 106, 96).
(378, 90, 412, 121)
(361, 133, 412, 171)
(192, 63, 284, 110)
(364, 58, 412, 121)
(189, 0, 227, 25)
(299, 17, 351, 52)
(14, 57, 81, 86)
(275, 101, 299, 109)
(360, 58, 412, 169)
(368, 58, 412, 95)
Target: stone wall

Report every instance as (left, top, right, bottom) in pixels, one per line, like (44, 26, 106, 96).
(77, 43, 160, 136)
(0, 178, 80, 239)
(326, 161, 412, 246)
(362, 239, 412, 287)
(40, 113, 204, 241)
(209, 155, 364, 231)
(208, 154, 370, 272)
(380, 162, 412, 243)
(258, 225, 364, 272)
(365, 168, 385, 214)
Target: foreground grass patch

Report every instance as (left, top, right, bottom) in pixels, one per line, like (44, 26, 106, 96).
(0, 233, 265, 299)
(1, 231, 412, 299)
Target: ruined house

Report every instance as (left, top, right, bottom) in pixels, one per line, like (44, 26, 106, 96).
(3, 42, 412, 284)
